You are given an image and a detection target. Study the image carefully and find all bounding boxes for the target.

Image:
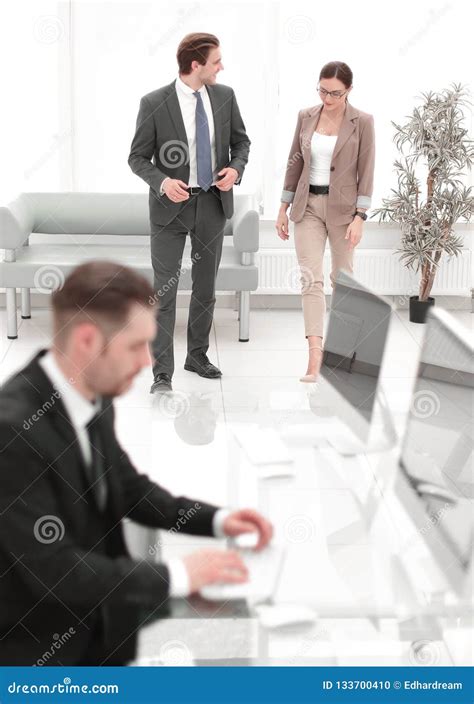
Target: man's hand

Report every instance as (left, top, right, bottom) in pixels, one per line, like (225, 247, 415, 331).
(183, 549, 248, 593)
(222, 509, 273, 550)
(162, 178, 190, 202)
(215, 167, 239, 192)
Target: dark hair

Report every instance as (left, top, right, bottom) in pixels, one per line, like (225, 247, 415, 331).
(319, 61, 353, 89)
(177, 32, 220, 75)
(51, 261, 154, 340)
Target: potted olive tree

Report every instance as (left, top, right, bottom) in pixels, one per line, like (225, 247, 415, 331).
(372, 83, 474, 323)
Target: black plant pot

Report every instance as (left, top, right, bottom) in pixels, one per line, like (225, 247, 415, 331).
(409, 295, 435, 323)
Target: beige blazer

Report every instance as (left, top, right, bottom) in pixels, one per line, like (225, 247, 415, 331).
(281, 102, 375, 226)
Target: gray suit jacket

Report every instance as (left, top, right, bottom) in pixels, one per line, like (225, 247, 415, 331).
(128, 80, 251, 226)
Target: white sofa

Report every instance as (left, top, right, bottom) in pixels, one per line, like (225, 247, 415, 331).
(0, 192, 259, 340)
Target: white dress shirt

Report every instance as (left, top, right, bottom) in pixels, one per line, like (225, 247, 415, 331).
(39, 351, 100, 463)
(39, 351, 230, 597)
(160, 76, 217, 194)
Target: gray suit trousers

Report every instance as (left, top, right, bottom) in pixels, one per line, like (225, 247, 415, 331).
(150, 188, 226, 378)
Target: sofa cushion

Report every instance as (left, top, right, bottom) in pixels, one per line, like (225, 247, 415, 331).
(0, 243, 258, 291)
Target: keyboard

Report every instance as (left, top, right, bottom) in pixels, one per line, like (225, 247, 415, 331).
(232, 426, 294, 465)
(199, 545, 286, 602)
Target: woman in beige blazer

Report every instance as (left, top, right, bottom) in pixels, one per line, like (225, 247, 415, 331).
(276, 61, 375, 382)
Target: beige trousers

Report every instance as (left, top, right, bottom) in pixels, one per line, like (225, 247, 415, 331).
(294, 193, 353, 338)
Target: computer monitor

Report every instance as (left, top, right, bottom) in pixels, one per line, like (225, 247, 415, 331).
(311, 270, 397, 455)
(395, 308, 473, 598)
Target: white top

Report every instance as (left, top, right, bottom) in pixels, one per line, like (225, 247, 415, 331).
(309, 133, 338, 186)
(175, 75, 217, 187)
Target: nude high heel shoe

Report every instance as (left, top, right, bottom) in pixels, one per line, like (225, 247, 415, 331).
(299, 345, 323, 383)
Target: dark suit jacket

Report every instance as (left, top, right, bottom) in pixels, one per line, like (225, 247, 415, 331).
(0, 351, 218, 665)
(128, 80, 251, 225)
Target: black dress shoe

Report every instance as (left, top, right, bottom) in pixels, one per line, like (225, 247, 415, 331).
(184, 354, 222, 379)
(150, 373, 173, 393)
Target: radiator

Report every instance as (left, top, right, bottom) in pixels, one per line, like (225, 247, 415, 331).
(255, 249, 472, 296)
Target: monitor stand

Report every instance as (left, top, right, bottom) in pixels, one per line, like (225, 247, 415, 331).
(307, 384, 398, 457)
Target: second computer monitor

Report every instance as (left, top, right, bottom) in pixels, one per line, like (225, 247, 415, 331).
(318, 270, 394, 451)
(396, 308, 473, 597)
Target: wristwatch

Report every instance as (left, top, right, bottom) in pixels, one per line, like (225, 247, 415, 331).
(353, 210, 368, 221)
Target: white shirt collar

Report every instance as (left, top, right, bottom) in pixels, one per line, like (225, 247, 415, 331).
(176, 75, 206, 97)
(39, 351, 100, 430)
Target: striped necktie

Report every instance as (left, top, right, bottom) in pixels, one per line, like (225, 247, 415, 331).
(194, 90, 213, 191)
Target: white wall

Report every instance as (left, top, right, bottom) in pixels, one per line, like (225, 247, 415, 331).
(1, 0, 472, 219)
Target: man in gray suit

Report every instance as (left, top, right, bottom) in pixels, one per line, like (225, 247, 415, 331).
(129, 33, 251, 393)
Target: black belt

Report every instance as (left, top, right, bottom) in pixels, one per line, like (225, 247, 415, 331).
(309, 185, 329, 195)
(188, 185, 219, 195)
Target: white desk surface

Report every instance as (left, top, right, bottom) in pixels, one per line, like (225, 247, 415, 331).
(133, 414, 472, 666)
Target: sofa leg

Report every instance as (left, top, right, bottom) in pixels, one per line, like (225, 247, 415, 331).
(21, 288, 31, 319)
(239, 291, 250, 342)
(6, 288, 18, 339)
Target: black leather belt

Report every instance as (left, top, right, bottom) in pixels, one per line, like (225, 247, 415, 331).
(188, 186, 219, 195)
(309, 185, 329, 195)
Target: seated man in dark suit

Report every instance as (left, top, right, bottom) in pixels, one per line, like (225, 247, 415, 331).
(0, 261, 272, 665)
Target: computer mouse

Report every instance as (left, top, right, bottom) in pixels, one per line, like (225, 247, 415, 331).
(254, 604, 317, 629)
(233, 532, 259, 549)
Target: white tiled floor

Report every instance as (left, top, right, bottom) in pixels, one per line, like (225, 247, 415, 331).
(1, 305, 472, 452)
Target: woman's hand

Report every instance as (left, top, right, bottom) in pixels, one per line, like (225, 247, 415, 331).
(345, 216, 364, 249)
(276, 208, 290, 240)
